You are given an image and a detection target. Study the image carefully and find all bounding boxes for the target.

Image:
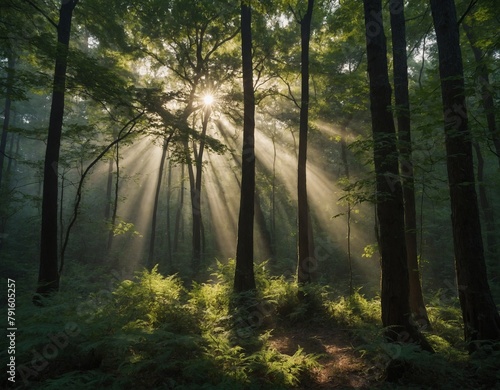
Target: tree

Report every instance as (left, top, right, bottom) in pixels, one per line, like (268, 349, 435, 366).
(36, 0, 79, 299)
(363, 0, 432, 350)
(430, 0, 500, 350)
(148, 137, 169, 268)
(0, 53, 15, 190)
(462, 18, 500, 168)
(297, 0, 315, 288)
(234, 0, 256, 294)
(389, 0, 431, 329)
(462, 15, 498, 268)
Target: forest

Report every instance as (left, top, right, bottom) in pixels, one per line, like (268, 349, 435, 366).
(1, 0, 499, 388)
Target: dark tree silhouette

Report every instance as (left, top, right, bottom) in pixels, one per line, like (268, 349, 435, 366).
(363, 0, 432, 351)
(389, 0, 430, 329)
(234, 0, 256, 293)
(430, 0, 500, 350)
(297, 0, 315, 287)
(36, 0, 79, 299)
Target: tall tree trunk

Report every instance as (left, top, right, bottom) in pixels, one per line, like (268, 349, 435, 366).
(271, 134, 277, 256)
(0, 54, 15, 253)
(462, 20, 500, 167)
(297, 0, 315, 287)
(0, 53, 15, 190)
(191, 108, 210, 275)
(104, 156, 113, 221)
(390, 0, 431, 329)
(363, 0, 432, 351)
(6, 125, 17, 177)
(165, 152, 173, 269)
(430, 0, 500, 350)
(340, 135, 353, 296)
(36, 0, 78, 299)
(173, 163, 185, 255)
(234, 0, 256, 294)
(148, 137, 168, 268)
(185, 142, 198, 273)
(107, 141, 120, 251)
(472, 142, 498, 278)
(254, 188, 273, 260)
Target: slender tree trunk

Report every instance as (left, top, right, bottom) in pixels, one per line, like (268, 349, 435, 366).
(148, 138, 168, 268)
(165, 152, 173, 269)
(104, 156, 113, 221)
(234, 0, 256, 294)
(462, 21, 500, 167)
(390, 0, 431, 329)
(6, 124, 17, 177)
(107, 141, 120, 251)
(473, 142, 498, 277)
(191, 109, 210, 274)
(185, 141, 198, 273)
(254, 188, 273, 260)
(0, 54, 15, 253)
(363, 0, 432, 351)
(430, 0, 500, 350)
(59, 171, 65, 260)
(271, 134, 277, 255)
(0, 54, 15, 190)
(36, 0, 78, 299)
(340, 136, 353, 296)
(173, 163, 185, 255)
(297, 0, 315, 287)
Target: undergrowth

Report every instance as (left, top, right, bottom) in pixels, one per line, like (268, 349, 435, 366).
(5, 260, 499, 389)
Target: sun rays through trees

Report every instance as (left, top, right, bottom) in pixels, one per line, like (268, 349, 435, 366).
(1, 0, 500, 388)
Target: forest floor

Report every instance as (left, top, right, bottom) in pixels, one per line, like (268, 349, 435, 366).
(269, 325, 379, 389)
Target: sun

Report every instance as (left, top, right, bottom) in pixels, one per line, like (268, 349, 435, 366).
(203, 94, 214, 106)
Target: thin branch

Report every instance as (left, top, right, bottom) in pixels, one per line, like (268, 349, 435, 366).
(457, 0, 479, 26)
(22, 0, 58, 29)
(59, 111, 144, 273)
(277, 74, 300, 109)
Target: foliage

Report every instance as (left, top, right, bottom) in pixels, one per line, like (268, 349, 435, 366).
(325, 290, 381, 328)
(11, 264, 321, 389)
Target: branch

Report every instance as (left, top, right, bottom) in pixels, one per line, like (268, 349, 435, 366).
(22, 0, 58, 29)
(59, 111, 144, 273)
(277, 74, 300, 109)
(457, 0, 479, 26)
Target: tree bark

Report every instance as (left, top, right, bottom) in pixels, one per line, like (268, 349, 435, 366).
(173, 163, 185, 255)
(390, 0, 431, 329)
(191, 108, 210, 275)
(363, 0, 432, 351)
(473, 142, 497, 277)
(148, 138, 169, 269)
(462, 20, 500, 167)
(0, 54, 15, 190)
(107, 141, 120, 252)
(297, 0, 315, 287)
(430, 0, 500, 350)
(165, 152, 173, 269)
(234, 0, 256, 294)
(340, 136, 353, 296)
(6, 127, 17, 178)
(104, 155, 113, 221)
(36, 0, 78, 299)
(254, 187, 273, 260)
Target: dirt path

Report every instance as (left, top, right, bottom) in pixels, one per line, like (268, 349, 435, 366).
(269, 325, 379, 389)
